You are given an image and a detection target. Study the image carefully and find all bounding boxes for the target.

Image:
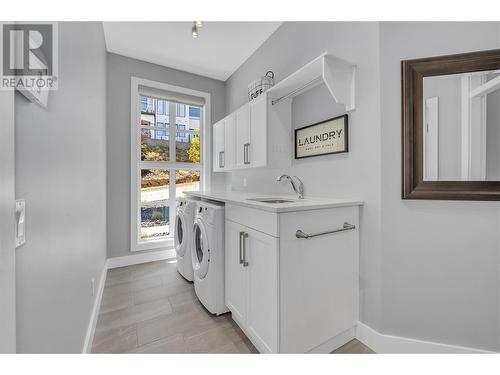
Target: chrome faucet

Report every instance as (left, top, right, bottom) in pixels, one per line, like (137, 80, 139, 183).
(276, 174, 304, 199)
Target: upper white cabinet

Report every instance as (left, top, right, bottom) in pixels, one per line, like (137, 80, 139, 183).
(213, 114, 235, 171)
(234, 95, 270, 169)
(248, 96, 268, 167)
(224, 115, 235, 170)
(213, 120, 225, 172)
(212, 121, 224, 172)
(213, 93, 291, 172)
(234, 105, 250, 168)
(213, 52, 355, 172)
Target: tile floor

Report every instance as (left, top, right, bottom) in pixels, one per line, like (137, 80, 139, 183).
(91, 259, 373, 354)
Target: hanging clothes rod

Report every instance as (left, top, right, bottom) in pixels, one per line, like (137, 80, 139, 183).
(271, 76, 323, 106)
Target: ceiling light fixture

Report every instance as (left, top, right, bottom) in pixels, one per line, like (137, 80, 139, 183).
(195, 21, 203, 28)
(191, 22, 199, 38)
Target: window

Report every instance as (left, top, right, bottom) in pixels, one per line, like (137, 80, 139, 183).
(132, 79, 209, 252)
(157, 100, 166, 115)
(141, 96, 155, 113)
(176, 103, 186, 117)
(138, 95, 201, 241)
(189, 106, 201, 118)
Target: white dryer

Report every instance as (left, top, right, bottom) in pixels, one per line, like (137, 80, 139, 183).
(174, 197, 197, 281)
(191, 200, 229, 315)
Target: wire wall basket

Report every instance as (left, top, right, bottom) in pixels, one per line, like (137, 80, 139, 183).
(248, 71, 274, 101)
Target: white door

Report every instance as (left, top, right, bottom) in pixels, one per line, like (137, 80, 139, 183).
(249, 96, 267, 167)
(0, 90, 16, 352)
(424, 96, 439, 180)
(224, 220, 247, 325)
(223, 115, 235, 170)
(245, 227, 278, 353)
(213, 120, 225, 172)
(234, 106, 250, 168)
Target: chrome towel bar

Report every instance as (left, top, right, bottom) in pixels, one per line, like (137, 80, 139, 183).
(295, 222, 356, 239)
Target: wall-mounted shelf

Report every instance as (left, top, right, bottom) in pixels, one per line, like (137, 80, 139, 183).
(267, 52, 356, 112)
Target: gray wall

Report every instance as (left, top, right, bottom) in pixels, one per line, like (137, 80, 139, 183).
(226, 21, 500, 351)
(225, 22, 383, 330)
(380, 22, 500, 351)
(0, 90, 16, 353)
(106, 53, 226, 259)
(15, 22, 107, 353)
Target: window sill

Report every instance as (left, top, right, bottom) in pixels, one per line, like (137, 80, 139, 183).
(131, 237, 175, 252)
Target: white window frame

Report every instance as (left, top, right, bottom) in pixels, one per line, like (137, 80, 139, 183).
(130, 77, 211, 252)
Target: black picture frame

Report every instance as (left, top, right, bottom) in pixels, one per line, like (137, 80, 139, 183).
(294, 114, 349, 159)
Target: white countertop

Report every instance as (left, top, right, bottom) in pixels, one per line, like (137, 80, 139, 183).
(183, 190, 363, 213)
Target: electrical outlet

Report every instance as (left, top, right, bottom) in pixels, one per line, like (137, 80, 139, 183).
(91, 277, 95, 296)
(243, 177, 247, 187)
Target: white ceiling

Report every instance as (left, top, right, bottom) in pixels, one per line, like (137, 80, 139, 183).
(103, 22, 282, 81)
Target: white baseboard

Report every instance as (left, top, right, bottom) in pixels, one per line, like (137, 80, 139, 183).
(82, 262, 107, 353)
(356, 321, 495, 354)
(308, 327, 356, 353)
(82, 249, 176, 353)
(106, 249, 176, 269)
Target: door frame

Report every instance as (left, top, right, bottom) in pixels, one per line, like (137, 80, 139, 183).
(0, 89, 16, 353)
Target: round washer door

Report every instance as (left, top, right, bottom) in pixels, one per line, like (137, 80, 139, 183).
(191, 218, 210, 279)
(174, 213, 187, 257)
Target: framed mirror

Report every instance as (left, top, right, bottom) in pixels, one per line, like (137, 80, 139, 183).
(402, 49, 500, 200)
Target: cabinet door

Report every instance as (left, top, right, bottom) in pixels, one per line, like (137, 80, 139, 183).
(234, 105, 250, 168)
(278, 207, 359, 353)
(245, 227, 278, 353)
(249, 95, 267, 167)
(223, 114, 235, 170)
(224, 220, 247, 325)
(213, 120, 225, 172)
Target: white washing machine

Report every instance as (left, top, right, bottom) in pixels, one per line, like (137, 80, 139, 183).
(191, 200, 229, 315)
(174, 197, 197, 281)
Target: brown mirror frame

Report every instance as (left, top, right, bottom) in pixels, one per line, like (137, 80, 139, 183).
(402, 49, 500, 200)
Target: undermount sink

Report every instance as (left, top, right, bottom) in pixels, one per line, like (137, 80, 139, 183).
(247, 198, 295, 204)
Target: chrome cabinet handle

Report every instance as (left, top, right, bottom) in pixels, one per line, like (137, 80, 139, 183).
(219, 151, 225, 168)
(239, 231, 245, 264)
(242, 232, 249, 267)
(243, 143, 250, 164)
(296, 222, 356, 239)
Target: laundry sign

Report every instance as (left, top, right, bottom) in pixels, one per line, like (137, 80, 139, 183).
(295, 114, 348, 159)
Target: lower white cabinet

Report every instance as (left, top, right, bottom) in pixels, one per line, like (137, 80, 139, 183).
(225, 220, 247, 323)
(225, 218, 278, 353)
(225, 203, 359, 353)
